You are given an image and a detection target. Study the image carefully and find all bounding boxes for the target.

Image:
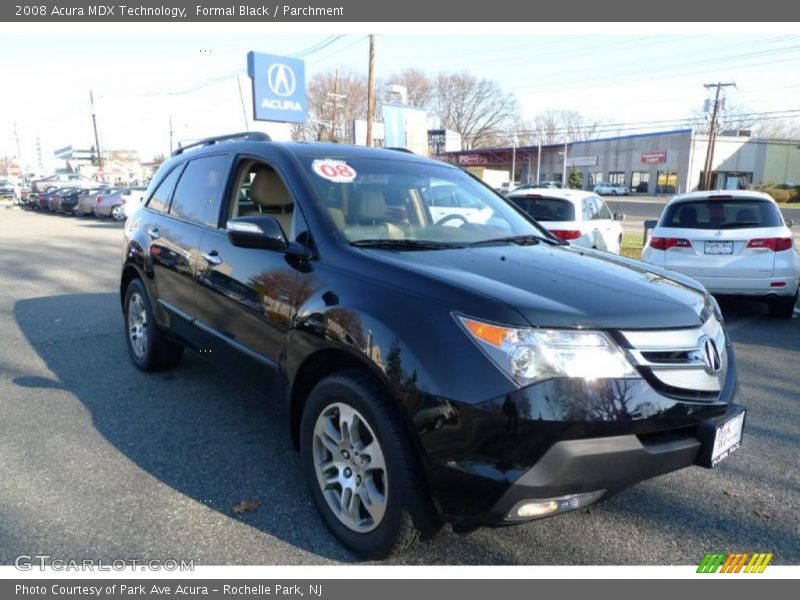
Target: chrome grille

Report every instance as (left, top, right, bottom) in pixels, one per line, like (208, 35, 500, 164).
(619, 315, 728, 398)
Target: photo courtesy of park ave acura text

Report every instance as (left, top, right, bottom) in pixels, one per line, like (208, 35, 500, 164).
(0, 7, 798, 575)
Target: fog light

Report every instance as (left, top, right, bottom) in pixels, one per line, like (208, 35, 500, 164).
(507, 490, 606, 521)
(516, 501, 560, 518)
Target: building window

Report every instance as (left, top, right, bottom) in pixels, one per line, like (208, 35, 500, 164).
(589, 171, 603, 187)
(631, 171, 650, 194)
(608, 171, 626, 185)
(657, 170, 678, 194)
(700, 171, 752, 190)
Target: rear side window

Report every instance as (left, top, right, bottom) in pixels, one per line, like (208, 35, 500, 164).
(660, 199, 783, 229)
(169, 154, 229, 227)
(146, 166, 183, 213)
(593, 197, 613, 220)
(510, 196, 575, 221)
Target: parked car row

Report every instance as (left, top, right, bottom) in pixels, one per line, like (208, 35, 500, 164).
(19, 186, 147, 220)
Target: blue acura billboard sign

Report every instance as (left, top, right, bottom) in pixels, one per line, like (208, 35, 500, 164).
(247, 51, 307, 123)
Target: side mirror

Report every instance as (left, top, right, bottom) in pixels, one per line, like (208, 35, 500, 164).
(227, 216, 287, 251)
(614, 213, 626, 221)
(786, 218, 793, 228)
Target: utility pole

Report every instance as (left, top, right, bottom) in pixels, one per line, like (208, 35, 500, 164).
(701, 82, 736, 190)
(366, 35, 376, 147)
(89, 90, 103, 173)
(561, 139, 568, 187)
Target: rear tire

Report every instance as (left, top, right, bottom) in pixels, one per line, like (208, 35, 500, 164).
(300, 370, 439, 558)
(768, 291, 798, 319)
(123, 278, 184, 371)
(111, 204, 126, 221)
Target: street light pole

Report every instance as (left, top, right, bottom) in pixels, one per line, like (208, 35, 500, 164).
(366, 35, 376, 147)
(511, 132, 517, 186)
(536, 132, 542, 184)
(561, 139, 568, 187)
(89, 90, 103, 173)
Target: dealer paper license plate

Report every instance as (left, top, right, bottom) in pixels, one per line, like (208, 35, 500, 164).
(705, 241, 733, 255)
(711, 411, 745, 467)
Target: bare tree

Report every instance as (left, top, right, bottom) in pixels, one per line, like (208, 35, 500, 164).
(524, 109, 605, 144)
(299, 69, 369, 142)
(433, 72, 519, 150)
(384, 68, 435, 110)
(751, 118, 800, 140)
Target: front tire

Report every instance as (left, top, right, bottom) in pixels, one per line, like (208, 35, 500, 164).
(300, 370, 438, 558)
(123, 278, 184, 371)
(768, 291, 798, 319)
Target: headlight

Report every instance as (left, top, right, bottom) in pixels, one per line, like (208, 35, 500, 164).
(456, 315, 638, 387)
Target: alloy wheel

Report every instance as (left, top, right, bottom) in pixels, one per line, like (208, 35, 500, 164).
(312, 402, 388, 533)
(127, 292, 148, 358)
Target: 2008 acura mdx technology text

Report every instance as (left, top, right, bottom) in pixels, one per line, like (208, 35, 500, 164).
(121, 132, 745, 558)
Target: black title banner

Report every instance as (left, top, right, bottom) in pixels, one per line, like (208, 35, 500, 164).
(3, 0, 799, 21)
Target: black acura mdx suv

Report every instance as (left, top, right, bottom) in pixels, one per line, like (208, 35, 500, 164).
(121, 132, 744, 558)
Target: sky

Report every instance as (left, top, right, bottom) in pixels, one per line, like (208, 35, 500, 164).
(1, 26, 799, 171)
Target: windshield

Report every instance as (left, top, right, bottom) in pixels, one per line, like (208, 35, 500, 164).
(507, 195, 575, 221)
(299, 155, 549, 245)
(659, 199, 784, 230)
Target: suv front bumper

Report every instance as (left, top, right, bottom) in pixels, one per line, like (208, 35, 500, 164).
(490, 402, 744, 523)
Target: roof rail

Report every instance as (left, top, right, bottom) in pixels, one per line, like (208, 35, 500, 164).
(386, 147, 415, 154)
(172, 131, 271, 157)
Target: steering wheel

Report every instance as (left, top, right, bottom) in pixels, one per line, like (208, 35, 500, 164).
(435, 213, 469, 227)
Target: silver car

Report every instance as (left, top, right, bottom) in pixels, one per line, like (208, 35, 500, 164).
(75, 188, 116, 216)
(93, 187, 146, 220)
(594, 182, 630, 196)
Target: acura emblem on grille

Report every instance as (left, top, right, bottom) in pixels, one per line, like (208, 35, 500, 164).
(698, 335, 722, 374)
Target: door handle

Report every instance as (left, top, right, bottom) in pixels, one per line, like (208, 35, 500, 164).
(146, 227, 160, 239)
(202, 251, 222, 266)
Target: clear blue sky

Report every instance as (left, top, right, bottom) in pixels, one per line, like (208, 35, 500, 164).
(1, 30, 799, 166)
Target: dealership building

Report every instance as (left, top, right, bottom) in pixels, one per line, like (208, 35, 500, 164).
(437, 128, 800, 194)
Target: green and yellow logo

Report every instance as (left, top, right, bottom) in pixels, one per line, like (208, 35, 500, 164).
(697, 552, 773, 573)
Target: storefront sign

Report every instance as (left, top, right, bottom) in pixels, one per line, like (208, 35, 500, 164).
(641, 151, 667, 164)
(246, 51, 307, 123)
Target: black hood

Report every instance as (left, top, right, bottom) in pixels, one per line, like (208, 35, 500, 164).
(366, 244, 709, 330)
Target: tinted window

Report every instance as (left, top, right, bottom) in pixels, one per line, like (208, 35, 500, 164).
(659, 199, 784, 230)
(146, 166, 183, 213)
(510, 196, 575, 221)
(170, 154, 229, 227)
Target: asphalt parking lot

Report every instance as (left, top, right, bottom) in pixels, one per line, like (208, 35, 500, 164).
(0, 204, 798, 566)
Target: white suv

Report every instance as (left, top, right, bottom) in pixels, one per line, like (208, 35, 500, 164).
(641, 190, 799, 318)
(506, 188, 624, 253)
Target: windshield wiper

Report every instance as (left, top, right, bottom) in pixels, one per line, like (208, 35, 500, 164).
(351, 239, 464, 250)
(468, 234, 559, 247)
